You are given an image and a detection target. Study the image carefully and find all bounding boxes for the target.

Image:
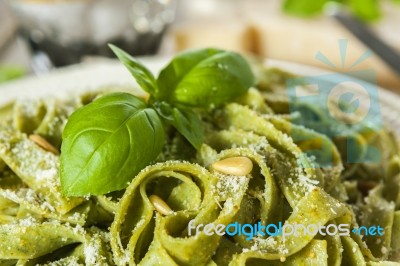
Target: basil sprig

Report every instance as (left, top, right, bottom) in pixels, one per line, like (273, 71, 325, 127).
(60, 45, 255, 196)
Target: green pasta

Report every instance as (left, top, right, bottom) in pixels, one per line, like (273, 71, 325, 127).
(0, 61, 399, 266)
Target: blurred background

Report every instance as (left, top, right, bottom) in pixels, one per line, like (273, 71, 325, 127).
(1, 0, 400, 92)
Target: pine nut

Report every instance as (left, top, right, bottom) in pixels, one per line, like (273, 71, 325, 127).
(149, 195, 173, 215)
(212, 156, 253, 176)
(29, 134, 59, 155)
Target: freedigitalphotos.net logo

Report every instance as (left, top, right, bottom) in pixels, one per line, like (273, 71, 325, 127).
(286, 39, 382, 166)
(187, 220, 384, 241)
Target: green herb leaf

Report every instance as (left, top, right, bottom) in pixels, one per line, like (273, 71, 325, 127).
(347, 0, 381, 21)
(157, 48, 255, 108)
(171, 108, 204, 150)
(109, 44, 158, 95)
(282, 0, 381, 21)
(153, 102, 204, 150)
(282, 0, 328, 17)
(152, 101, 174, 122)
(60, 92, 165, 196)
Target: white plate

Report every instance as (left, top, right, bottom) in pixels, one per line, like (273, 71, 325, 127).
(1, 57, 399, 136)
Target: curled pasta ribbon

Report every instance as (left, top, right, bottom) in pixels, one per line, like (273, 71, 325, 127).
(0, 221, 112, 265)
(0, 126, 83, 214)
(11, 92, 97, 149)
(111, 161, 230, 265)
(212, 103, 332, 207)
(0, 125, 115, 265)
(112, 152, 284, 265)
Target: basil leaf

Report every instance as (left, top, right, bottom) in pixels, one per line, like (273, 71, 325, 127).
(153, 102, 204, 150)
(152, 101, 174, 122)
(157, 48, 255, 108)
(171, 108, 204, 150)
(348, 0, 381, 21)
(282, 0, 380, 21)
(109, 44, 157, 95)
(282, 0, 328, 17)
(60, 92, 165, 196)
